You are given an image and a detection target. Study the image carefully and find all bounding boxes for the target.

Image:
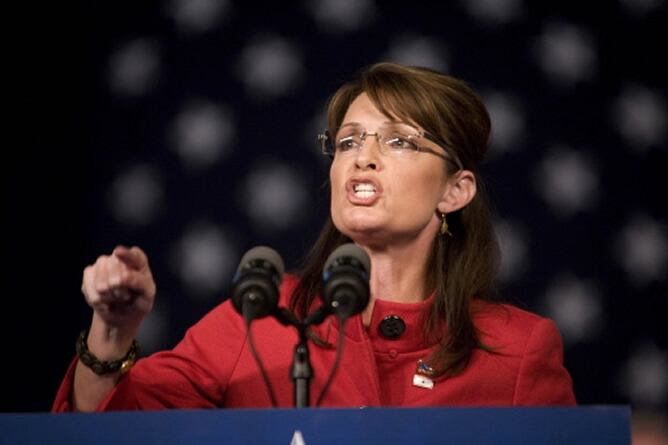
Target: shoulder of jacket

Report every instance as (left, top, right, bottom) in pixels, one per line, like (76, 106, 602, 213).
(473, 301, 554, 353)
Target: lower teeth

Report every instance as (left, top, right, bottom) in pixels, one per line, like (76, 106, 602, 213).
(356, 192, 374, 198)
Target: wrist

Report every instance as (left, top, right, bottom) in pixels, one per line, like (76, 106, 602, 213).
(76, 329, 138, 376)
(89, 314, 138, 358)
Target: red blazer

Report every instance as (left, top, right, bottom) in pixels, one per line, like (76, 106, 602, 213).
(53, 276, 576, 411)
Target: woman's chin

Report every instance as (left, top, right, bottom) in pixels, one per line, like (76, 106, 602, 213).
(334, 209, 393, 242)
(339, 220, 387, 244)
(339, 212, 382, 232)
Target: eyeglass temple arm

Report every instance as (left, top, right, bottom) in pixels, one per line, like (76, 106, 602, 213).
(318, 132, 334, 156)
(422, 133, 464, 170)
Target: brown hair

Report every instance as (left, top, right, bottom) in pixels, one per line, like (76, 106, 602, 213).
(289, 62, 500, 377)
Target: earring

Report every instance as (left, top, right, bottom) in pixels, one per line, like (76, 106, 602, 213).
(440, 212, 452, 236)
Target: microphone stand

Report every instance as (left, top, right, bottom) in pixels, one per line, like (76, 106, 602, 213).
(274, 307, 329, 408)
(292, 327, 312, 408)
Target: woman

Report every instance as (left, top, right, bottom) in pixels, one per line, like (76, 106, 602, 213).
(53, 63, 575, 412)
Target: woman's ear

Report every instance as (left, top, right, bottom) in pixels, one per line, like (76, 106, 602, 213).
(437, 170, 477, 214)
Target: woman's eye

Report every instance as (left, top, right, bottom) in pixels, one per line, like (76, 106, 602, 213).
(336, 136, 358, 151)
(386, 136, 419, 151)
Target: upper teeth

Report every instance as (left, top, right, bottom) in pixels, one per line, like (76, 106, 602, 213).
(353, 183, 376, 198)
(354, 183, 375, 192)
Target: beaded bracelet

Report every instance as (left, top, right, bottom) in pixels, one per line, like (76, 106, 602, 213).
(76, 329, 138, 375)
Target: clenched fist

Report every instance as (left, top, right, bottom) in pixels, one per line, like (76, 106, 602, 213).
(82, 245, 156, 332)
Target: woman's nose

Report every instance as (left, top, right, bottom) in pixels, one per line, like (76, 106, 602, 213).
(355, 133, 381, 170)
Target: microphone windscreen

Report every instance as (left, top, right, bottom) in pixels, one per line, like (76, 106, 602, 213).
(237, 246, 285, 278)
(324, 243, 370, 275)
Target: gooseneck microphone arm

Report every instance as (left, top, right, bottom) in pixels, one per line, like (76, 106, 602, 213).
(289, 243, 371, 408)
(287, 243, 370, 408)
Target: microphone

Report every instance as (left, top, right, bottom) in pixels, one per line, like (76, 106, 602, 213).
(322, 243, 370, 321)
(231, 246, 285, 322)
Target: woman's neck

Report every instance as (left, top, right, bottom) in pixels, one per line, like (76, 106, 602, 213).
(359, 239, 433, 326)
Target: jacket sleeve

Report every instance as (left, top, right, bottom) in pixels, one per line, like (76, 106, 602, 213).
(52, 300, 247, 412)
(512, 317, 577, 406)
(52, 356, 81, 412)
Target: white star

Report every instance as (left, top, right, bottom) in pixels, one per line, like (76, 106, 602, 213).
(166, 0, 230, 34)
(484, 91, 526, 154)
(620, 344, 668, 406)
(307, 0, 376, 33)
(614, 215, 667, 286)
(290, 430, 306, 445)
(239, 161, 309, 233)
(534, 145, 599, 218)
(385, 34, 449, 72)
(109, 165, 164, 226)
(108, 38, 160, 96)
(171, 222, 238, 300)
(237, 35, 304, 99)
(612, 84, 667, 152)
(495, 220, 528, 283)
(533, 21, 597, 86)
(168, 99, 236, 169)
(462, 0, 524, 25)
(542, 274, 602, 344)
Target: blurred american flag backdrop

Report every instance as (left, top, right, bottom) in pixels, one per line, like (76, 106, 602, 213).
(7, 0, 667, 428)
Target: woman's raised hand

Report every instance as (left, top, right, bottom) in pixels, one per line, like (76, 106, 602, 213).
(81, 245, 156, 333)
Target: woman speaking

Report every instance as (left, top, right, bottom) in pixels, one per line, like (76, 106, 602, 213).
(53, 62, 575, 411)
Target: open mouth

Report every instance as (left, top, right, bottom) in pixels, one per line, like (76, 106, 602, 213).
(353, 182, 376, 199)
